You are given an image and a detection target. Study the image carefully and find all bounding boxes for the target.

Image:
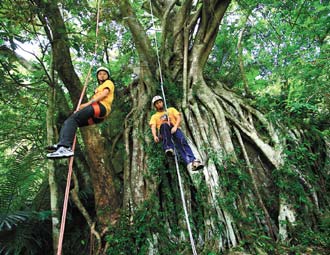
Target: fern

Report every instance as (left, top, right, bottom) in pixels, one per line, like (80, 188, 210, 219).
(0, 211, 53, 255)
(0, 211, 30, 231)
(0, 146, 45, 213)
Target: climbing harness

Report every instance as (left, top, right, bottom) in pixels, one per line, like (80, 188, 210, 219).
(56, 1, 102, 254)
(148, 1, 198, 255)
(87, 103, 104, 125)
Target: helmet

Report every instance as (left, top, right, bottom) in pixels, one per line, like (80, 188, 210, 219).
(96, 66, 110, 77)
(152, 95, 163, 105)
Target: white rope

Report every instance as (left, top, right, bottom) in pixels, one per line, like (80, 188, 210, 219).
(173, 148, 198, 255)
(148, 2, 198, 255)
(148, 1, 167, 111)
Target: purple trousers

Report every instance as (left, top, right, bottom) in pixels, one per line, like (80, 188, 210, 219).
(160, 123, 195, 165)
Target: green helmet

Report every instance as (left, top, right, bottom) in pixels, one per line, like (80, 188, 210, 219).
(96, 66, 110, 77)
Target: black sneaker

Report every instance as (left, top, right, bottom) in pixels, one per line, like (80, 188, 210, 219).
(45, 144, 58, 152)
(165, 148, 174, 157)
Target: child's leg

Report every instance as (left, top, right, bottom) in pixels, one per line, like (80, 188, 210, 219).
(172, 129, 195, 164)
(159, 123, 175, 151)
(58, 105, 95, 148)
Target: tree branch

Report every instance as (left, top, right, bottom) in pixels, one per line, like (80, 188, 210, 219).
(190, 0, 231, 72)
(237, 10, 253, 97)
(31, 0, 84, 105)
(71, 171, 102, 254)
(117, 0, 155, 73)
(160, 0, 178, 56)
(0, 45, 34, 71)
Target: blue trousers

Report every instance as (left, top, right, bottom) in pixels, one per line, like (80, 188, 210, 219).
(160, 123, 195, 165)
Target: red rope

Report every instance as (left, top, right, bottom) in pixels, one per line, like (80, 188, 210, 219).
(56, 0, 101, 254)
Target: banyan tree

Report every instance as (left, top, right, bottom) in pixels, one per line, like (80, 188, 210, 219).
(1, 0, 329, 254)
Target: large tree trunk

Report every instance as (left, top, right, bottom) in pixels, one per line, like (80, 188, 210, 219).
(117, 0, 320, 253)
(116, 0, 158, 212)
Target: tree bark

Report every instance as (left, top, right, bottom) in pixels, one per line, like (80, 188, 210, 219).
(46, 86, 60, 255)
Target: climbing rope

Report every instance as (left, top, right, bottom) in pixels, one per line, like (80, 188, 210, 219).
(56, 1, 101, 254)
(148, 2, 198, 255)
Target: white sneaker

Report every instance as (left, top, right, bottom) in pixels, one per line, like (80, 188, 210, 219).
(187, 160, 204, 171)
(165, 148, 174, 157)
(47, 146, 74, 159)
(192, 160, 204, 171)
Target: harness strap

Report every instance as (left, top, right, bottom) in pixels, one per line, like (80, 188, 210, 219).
(88, 103, 101, 125)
